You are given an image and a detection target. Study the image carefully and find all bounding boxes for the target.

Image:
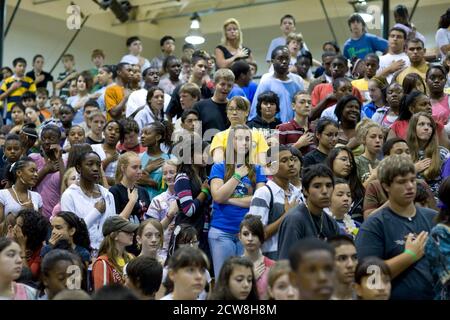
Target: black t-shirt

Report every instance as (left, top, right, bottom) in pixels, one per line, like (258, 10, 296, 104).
(278, 203, 340, 260)
(26, 70, 54, 89)
(193, 98, 229, 142)
(355, 206, 436, 300)
(246, 115, 281, 130)
(302, 148, 328, 168)
(109, 184, 151, 223)
(85, 136, 104, 145)
(166, 83, 214, 119)
(216, 45, 252, 61)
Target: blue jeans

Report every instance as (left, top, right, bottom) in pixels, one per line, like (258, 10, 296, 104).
(208, 226, 243, 278)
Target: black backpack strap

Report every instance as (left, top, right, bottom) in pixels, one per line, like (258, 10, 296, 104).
(266, 184, 276, 224)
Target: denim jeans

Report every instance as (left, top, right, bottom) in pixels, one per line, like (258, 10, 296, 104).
(208, 226, 243, 278)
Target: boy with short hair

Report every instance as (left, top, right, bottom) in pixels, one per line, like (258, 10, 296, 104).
(228, 60, 252, 100)
(49, 96, 63, 119)
(265, 15, 309, 63)
(79, 99, 101, 135)
(277, 91, 314, 155)
(117, 118, 146, 154)
(288, 237, 335, 300)
(249, 46, 304, 123)
(55, 54, 77, 100)
(121, 36, 150, 72)
(36, 87, 51, 119)
(182, 43, 195, 60)
(151, 35, 176, 73)
(278, 163, 340, 259)
(355, 154, 436, 300)
(327, 235, 358, 300)
(0, 57, 36, 123)
(91, 49, 105, 92)
(21, 91, 37, 109)
(105, 62, 132, 121)
(248, 145, 302, 260)
(166, 51, 214, 120)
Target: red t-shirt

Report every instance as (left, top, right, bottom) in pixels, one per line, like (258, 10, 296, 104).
(276, 119, 316, 156)
(391, 119, 444, 139)
(311, 83, 363, 109)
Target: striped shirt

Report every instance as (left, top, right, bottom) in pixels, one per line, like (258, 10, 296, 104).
(248, 180, 302, 254)
(0, 76, 36, 112)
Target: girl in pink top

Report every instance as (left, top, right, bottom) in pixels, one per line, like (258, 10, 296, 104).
(427, 65, 450, 127)
(239, 215, 275, 300)
(388, 90, 450, 148)
(0, 238, 37, 300)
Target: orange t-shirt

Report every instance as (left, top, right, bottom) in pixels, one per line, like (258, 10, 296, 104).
(40, 107, 52, 120)
(105, 85, 125, 121)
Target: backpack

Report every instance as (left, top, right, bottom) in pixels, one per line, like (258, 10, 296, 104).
(265, 185, 284, 225)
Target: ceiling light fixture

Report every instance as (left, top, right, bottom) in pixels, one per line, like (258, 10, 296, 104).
(349, 0, 374, 24)
(185, 12, 205, 45)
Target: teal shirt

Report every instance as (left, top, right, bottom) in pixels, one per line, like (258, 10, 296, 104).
(140, 152, 171, 200)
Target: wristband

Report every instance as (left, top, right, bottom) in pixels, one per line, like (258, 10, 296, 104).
(404, 249, 417, 261)
(201, 188, 210, 196)
(232, 173, 242, 181)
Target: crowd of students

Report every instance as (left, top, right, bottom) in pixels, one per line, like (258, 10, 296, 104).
(0, 6, 449, 301)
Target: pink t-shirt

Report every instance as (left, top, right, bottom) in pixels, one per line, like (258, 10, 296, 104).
(432, 95, 450, 126)
(256, 256, 275, 300)
(30, 153, 61, 219)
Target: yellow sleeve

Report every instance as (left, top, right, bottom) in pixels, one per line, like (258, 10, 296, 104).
(254, 130, 269, 154)
(210, 130, 227, 155)
(29, 81, 37, 93)
(1, 81, 7, 92)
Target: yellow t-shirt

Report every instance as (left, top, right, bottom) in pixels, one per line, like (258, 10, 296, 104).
(210, 128, 269, 165)
(396, 63, 429, 86)
(351, 78, 368, 92)
(351, 78, 369, 102)
(0, 76, 36, 112)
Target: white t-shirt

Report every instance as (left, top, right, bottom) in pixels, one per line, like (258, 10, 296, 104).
(378, 52, 410, 83)
(120, 54, 150, 72)
(0, 189, 43, 217)
(436, 28, 450, 60)
(126, 89, 170, 119)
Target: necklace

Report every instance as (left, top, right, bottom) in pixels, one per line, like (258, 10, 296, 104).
(308, 209, 324, 239)
(11, 185, 31, 206)
(80, 184, 100, 198)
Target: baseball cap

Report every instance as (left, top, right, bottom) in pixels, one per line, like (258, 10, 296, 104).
(102, 216, 139, 237)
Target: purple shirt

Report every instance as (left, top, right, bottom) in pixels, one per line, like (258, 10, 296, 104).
(30, 153, 61, 219)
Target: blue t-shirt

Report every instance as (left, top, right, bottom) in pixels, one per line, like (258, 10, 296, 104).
(242, 82, 258, 104)
(343, 33, 388, 60)
(209, 162, 267, 234)
(228, 84, 248, 100)
(355, 206, 436, 300)
(363, 101, 377, 119)
(249, 74, 303, 123)
(140, 152, 171, 200)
